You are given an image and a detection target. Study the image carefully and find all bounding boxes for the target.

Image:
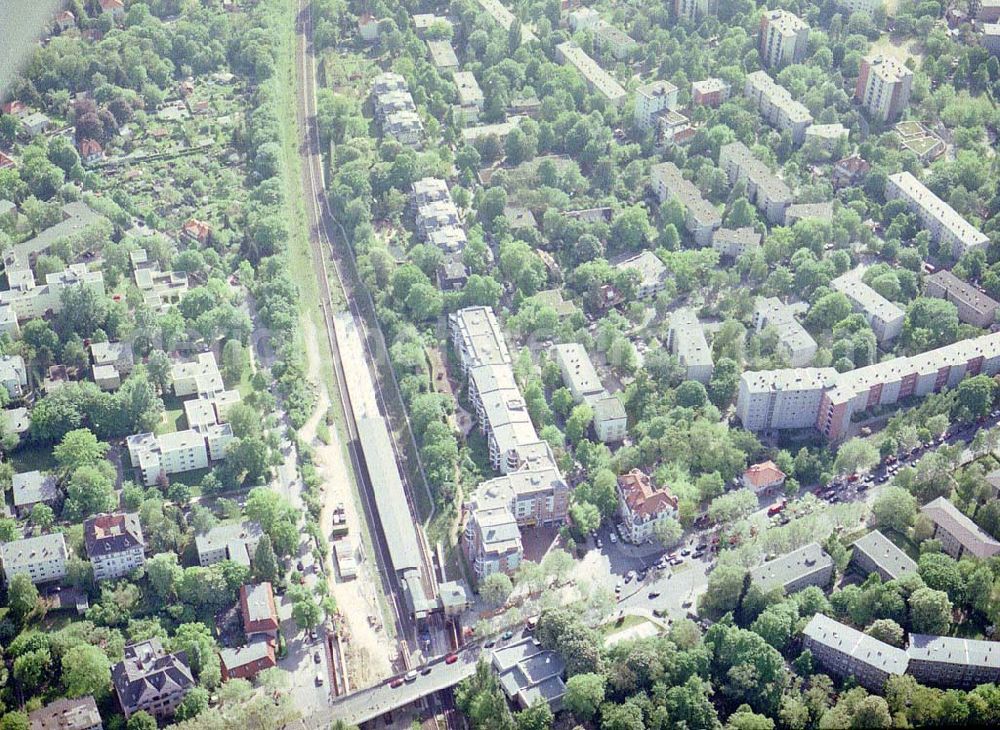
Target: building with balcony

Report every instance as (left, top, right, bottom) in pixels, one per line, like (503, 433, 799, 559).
(753, 297, 818, 367)
(737, 367, 838, 432)
(650, 162, 721, 246)
(464, 503, 523, 579)
(170, 352, 223, 397)
(615, 251, 667, 299)
(634, 81, 678, 131)
(673, 0, 717, 21)
(1, 533, 67, 585)
(886, 172, 988, 258)
(712, 227, 762, 259)
(719, 141, 793, 225)
(924, 270, 999, 328)
(28, 697, 103, 730)
(855, 55, 912, 122)
(84, 512, 145, 582)
(759, 9, 809, 69)
(617, 469, 679, 544)
(921, 497, 1000, 559)
(555, 42, 626, 107)
(831, 269, 905, 344)
(691, 77, 730, 107)
(667, 308, 714, 383)
(744, 70, 813, 144)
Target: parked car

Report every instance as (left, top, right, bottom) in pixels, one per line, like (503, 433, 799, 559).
(609, 533, 618, 544)
(405, 670, 418, 682)
(390, 678, 404, 688)
(648, 591, 661, 599)
(315, 674, 324, 686)
(421, 666, 432, 676)
(313, 652, 321, 664)
(445, 654, 458, 665)
(501, 630, 513, 641)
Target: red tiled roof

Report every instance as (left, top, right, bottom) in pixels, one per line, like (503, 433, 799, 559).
(100, 0, 125, 10)
(743, 460, 786, 488)
(0, 151, 15, 169)
(182, 218, 212, 242)
(1, 101, 25, 116)
(618, 469, 677, 519)
(79, 138, 103, 157)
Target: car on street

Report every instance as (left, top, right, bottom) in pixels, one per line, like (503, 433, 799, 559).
(681, 549, 690, 556)
(609, 533, 618, 544)
(315, 673, 324, 686)
(390, 678, 404, 688)
(648, 591, 660, 599)
(445, 654, 458, 664)
(615, 582, 622, 593)
(313, 651, 321, 663)
(625, 571, 635, 583)
(501, 630, 513, 640)
(596, 538, 603, 548)
(484, 640, 496, 648)
(297, 561, 304, 571)
(405, 670, 418, 682)
(421, 666, 432, 676)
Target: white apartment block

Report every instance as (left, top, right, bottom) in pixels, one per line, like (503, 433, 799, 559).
(473, 0, 537, 43)
(673, 0, 717, 21)
(985, 24, 1000, 55)
(591, 21, 638, 60)
(805, 123, 850, 151)
(737, 331, 1000, 440)
(719, 141, 793, 225)
(855, 55, 912, 122)
(1, 532, 67, 585)
(712, 227, 762, 259)
(592, 394, 627, 443)
(667, 308, 714, 383)
(886, 172, 989, 258)
(615, 251, 668, 299)
(453, 71, 484, 124)
(568, 7, 599, 31)
(759, 9, 809, 69)
(127, 422, 233, 486)
(469, 363, 552, 473)
(555, 42, 627, 107)
(650, 162, 721, 246)
(0, 263, 105, 324)
(831, 270, 905, 344)
(754, 297, 818, 367)
(84, 512, 145, 582)
(450, 306, 511, 373)
(171, 352, 224, 397)
(744, 71, 813, 145)
(551, 343, 605, 403)
(196, 521, 263, 567)
(737, 368, 838, 432)
(924, 270, 999, 328)
(634, 81, 678, 132)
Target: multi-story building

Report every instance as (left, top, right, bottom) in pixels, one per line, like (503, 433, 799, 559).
(28, 697, 103, 730)
(426, 40, 459, 72)
(12, 470, 59, 518)
(412, 13, 452, 37)
(1, 533, 67, 585)
(805, 123, 850, 152)
(753, 297, 818, 367)
(592, 394, 627, 443)
(0, 354, 27, 399)
(803, 613, 909, 691)
(673, 0, 717, 21)
(469, 363, 552, 473)
(850, 529, 916, 582)
(907, 634, 1000, 688)
(473, 0, 537, 43)
(416, 199, 461, 238)
(712, 227, 762, 259)
(195, 521, 264, 567)
(634, 81, 678, 132)
(384, 110, 424, 147)
(719, 142, 793, 225)
(555, 42, 627, 107)
(617, 469, 678, 544)
(691, 78, 730, 108)
(592, 21, 638, 60)
(832, 154, 871, 189)
(921, 497, 1000, 560)
(464, 502, 523, 579)
(240, 582, 279, 639)
(650, 162, 721, 246)
(373, 73, 425, 147)
(785, 202, 834, 225)
(492, 638, 567, 711)
(171, 352, 223, 397)
(836, 0, 883, 19)
(84, 513, 145, 582)
(450, 306, 511, 373)
(219, 639, 276, 681)
(886, 172, 988, 258)
(453, 71, 484, 124)
(551, 343, 605, 403)
(759, 9, 809, 69)
(127, 424, 233, 486)
(0, 264, 105, 324)
(468, 466, 569, 529)
(984, 23, 1000, 55)
(855, 55, 912, 122)
(112, 640, 194, 720)
(411, 177, 450, 208)
(749, 542, 834, 594)
(744, 70, 813, 144)
(831, 270, 905, 344)
(615, 251, 667, 299)
(980, 0, 1000, 22)
(667, 308, 714, 383)
(924, 270, 999, 328)
(736, 367, 838, 432)
(741, 460, 786, 493)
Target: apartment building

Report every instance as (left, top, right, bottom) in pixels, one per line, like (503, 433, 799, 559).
(426, 40, 459, 72)
(886, 172, 989, 258)
(195, 521, 264, 567)
(753, 297, 818, 367)
(469, 466, 569, 528)
(28, 696, 103, 730)
(112, 640, 194, 720)
(469, 363, 552, 473)
(759, 9, 809, 69)
(464, 502, 523, 579)
(416, 199, 461, 237)
(617, 469, 679, 544)
(736, 367, 838, 432)
(673, 0, 717, 21)
(241, 582, 279, 639)
(805, 123, 850, 151)
(131, 250, 188, 313)
(667, 308, 714, 383)
(555, 42, 626, 108)
(907, 634, 1000, 688)
(550, 343, 626, 443)
(984, 23, 1000, 55)
(0, 263, 105, 324)
(127, 422, 233, 486)
(12, 470, 59, 518)
(0, 354, 27, 399)
(592, 21, 638, 60)
(750, 542, 834, 594)
(921, 497, 1000, 559)
(785, 201, 834, 225)
(656, 109, 695, 147)
(412, 13, 451, 37)
(171, 352, 223, 397)
(591, 394, 627, 443)
(713, 227, 762, 259)
(803, 613, 909, 691)
(924, 270, 999, 328)
(744, 70, 813, 144)
(634, 81, 678, 132)
(84, 512, 145, 582)
(691, 77, 730, 108)
(1, 532, 67, 585)
(453, 71, 484, 124)
(850, 529, 916, 582)
(615, 251, 667, 299)
(980, 0, 1000, 22)
(650, 162, 721, 246)
(474, 0, 537, 42)
(836, 0, 883, 19)
(373, 74, 424, 147)
(450, 306, 511, 373)
(855, 55, 912, 122)
(493, 638, 567, 711)
(719, 141, 793, 225)
(831, 270, 905, 344)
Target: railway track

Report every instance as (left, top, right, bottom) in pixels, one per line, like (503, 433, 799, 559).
(293, 0, 440, 657)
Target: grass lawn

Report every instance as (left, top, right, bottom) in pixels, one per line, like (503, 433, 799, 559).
(9, 443, 57, 473)
(882, 527, 921, 561)
(157, 394, 187, 435)
(166, 468, 210, 490)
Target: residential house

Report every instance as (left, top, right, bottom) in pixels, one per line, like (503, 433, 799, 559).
(850, 529, 916, 582)
(22, 112, 50, 138)
(181, 218, 212, 245)
(84, 513, 145, 582)
(12, 470, 59, 518)
(615, 251, 667, 299)
(220, 638, 276, 681)
(54, 10, 77, 32)
(28, 697, 102, 730)
(617, 469, 679, 544)
(742, 461, 786, 493)
(78, 139, 104, 164)
(112, 640, 194, 720)
(492, 638, 567, 711)
(1, 532, 67, 585)
(195, 521, 264, 567)
(240, 582, 279, 639)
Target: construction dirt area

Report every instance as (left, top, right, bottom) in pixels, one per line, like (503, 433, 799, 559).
(301, 315, 395, 688)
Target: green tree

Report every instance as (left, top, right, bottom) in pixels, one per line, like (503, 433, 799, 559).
(871, 486, 917, 534)
(479, 572, 513, 608)
(563, 673, 605, 721)
(708, 488, 757, 523)
(865, 618, 904, 647)
(8, 572, 39, 621)
(515, 701, 552, 730)
(455, 660, 515, 730)
(54, 428, 109, 476)
(834, 438, 880, 476)
(565, 404, 594, 445)
(62, 644, 112, 698)
(126, 712, 158, 730)
(653, 516, 683, 547)
(64, 464, 116, 519)
(146, 552, 182, 599)
(253, 534, 280, 585)
(676, 380, 708, 409)
(175, 686, 211, 721)
(954, 375, 997, 422)
(172, 622, 221, 689)
(909, 586, 953, 634)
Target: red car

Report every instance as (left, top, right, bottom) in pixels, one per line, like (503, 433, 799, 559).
(445, 653, 459, 665)
(390, 678, 404, 688)
(767, 500, 787, 517)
